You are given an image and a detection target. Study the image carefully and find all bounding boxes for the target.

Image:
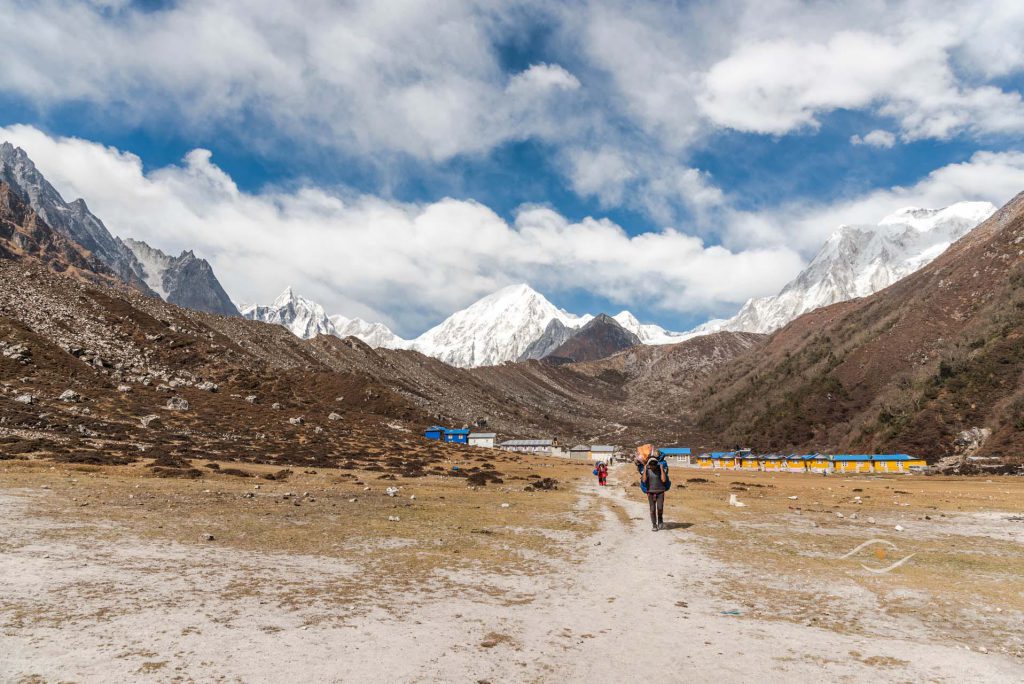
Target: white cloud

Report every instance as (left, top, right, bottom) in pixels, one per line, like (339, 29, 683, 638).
(0, 0, 584, 162)
(1, 0, 1023, 228)
(851, 129, 897, 148)
(0, 125, 801, 333)
(695, 7, 1024, 140)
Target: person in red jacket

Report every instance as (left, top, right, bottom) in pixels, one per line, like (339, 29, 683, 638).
(597, 461, 608, 486)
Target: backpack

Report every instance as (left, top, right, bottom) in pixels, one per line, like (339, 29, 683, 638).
(638, 457, 671, 493)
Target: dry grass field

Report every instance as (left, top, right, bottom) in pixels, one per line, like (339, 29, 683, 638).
(2, 455, 1023, 682)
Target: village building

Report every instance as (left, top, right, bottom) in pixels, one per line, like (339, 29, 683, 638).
(569, 445, 590, 460)
(423, 425, 445, 441)
(499, 439, 558, 455)
(468, 432, 496, 448)
(589, 445, 615, 461)
(658, 447, 692, 465)
(443, 428, 470, 444)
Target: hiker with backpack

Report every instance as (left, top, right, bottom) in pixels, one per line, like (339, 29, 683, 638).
(635, 444, 670, 531)
(596, 461, 608, 486)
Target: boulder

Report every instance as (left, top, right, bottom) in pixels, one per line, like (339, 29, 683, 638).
(117, 384, 132, 393)
(245, 395, 258, 404)
(140, 414, 162, 428)
(59, 389, 82, 402)
(288, 416, 304, 426)
(196, 381, 218, 392)
(13, 393, 34, 404)
(328, 412, 342, 421)
(166, 396, 190, 411)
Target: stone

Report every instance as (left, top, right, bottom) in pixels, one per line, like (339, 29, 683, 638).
(140, 414, 161, 428)
(59, 389, 82, 402)
(388, 516, 400, 522)
(200, 533, 215, 541)
(166, 396, 190, 411)
(386, 487, 399, 497)
(328, 412, 342, 421)
(313, 426, 323, 434)
(156, 384, 172, 392)
(117, 384, 132, 393)
(196, 381, 218, 392)
(288, 416, 304, 426)
(245, 395, 258, 404)
(501, 503, 510, 508)
(271, 402, 281, 410)
(867, 516, 876, 524)
(894, 524, 905, 532)
(13, 393, 34, 404)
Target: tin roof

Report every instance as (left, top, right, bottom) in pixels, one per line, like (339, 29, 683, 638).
(468, 432, 496, 438)
(659, 447, 691, 455)
(500, 439, 553, 447)
(590, 445, 615, 452)
(445, 429, 470, 435)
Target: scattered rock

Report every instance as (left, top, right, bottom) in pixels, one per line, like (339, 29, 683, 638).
(166, 396, 190, 411)
(13, 393, 34, 404)
(500, 503, 510, 508)
(200, 533, 215, 541)
(328, 412, 342, 421)
(288, 416, 304, 426)
(313, 426, 323, 434)
(58, 389, 82, 402)
(140, 414, 161, 428)
(271, 402, 281, 410)
(386, 487, 399, 497)
(196, 381, 218, 392)
(245, 395, 258, 404)
(728, 493, 746, 507)
(894, 524, 905, 532)
(387, 515, 400, 522)
(835, 512, 845, 519)
(116, 384, 132, 393)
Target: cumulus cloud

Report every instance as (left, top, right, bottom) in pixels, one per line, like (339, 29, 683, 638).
(696, 8, 1024, 140)
(1, 0, 1023, 227)
(850, 130, 897, 148)
(0, 125, 802, 334)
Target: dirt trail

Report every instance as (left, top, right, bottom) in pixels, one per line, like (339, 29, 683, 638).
(2, 466, 1021, 682)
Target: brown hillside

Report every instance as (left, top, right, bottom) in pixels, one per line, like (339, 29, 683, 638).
(696, 192, 1024, 462)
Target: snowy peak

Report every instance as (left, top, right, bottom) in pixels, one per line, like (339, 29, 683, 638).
(613, 310, 696, 345)
(243, 287, 335, 339)
(243, 287, 407, 348)
(410, 283, 593, 368)
(695, 201, 997, 336)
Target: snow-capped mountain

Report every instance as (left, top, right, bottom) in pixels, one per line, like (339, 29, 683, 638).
(122, 238, 238, 316)
(411, 283, 593, 368)
(242, 283, 690, 366)
(692, 201, 997, 335)
(242, 287, 408, 348)
(612, 311, 697, 345)
(242, 287, 337, 339)
(330, 314, 409, 349)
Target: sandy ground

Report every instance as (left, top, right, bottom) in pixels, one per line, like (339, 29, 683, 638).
(2, 462, 1023, 683)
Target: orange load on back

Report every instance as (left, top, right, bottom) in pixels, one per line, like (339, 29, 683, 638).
(636, 443, 654, 463)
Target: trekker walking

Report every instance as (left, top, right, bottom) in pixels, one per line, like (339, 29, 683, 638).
(597, 461, 608, 486)
(635, 444, 670, 531)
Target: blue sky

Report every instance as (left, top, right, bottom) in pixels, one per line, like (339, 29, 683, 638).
(1, 0, 1024, 336)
